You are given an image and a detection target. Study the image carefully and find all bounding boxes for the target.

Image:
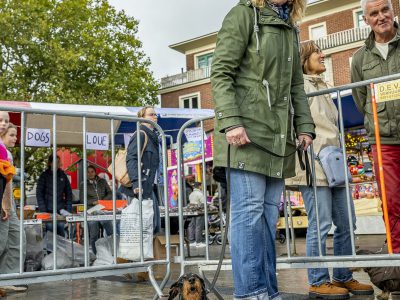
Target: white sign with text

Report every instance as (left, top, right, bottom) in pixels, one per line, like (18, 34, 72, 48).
(85, 132, 109, 150)
(26, 128, 51, 147)
(184, 127, 206, 142)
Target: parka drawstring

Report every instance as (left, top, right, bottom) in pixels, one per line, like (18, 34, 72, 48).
(289, 96, 295, 141)
(253, 6, 260, 55)
(262, 79, 271, 110)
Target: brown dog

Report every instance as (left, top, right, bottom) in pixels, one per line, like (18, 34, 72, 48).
(351, 249, 400, 300)
(168, 273, 208, 300)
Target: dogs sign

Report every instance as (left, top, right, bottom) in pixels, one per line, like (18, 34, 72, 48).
(26, 128, 51, 147)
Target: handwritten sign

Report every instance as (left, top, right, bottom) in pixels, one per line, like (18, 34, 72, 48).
(375, 79, 400, 102)
(124, 133, 134, 148)
(184, 127, 205, 142)
(85, 132, 109, 150)
(26, 128, 51, 147)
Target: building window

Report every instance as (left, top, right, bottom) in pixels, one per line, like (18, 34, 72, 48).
(354, 9, 367, 28)
(309, 23, 327, 41)
(179, 93, 200, 109)
(197, 53, 213, 69)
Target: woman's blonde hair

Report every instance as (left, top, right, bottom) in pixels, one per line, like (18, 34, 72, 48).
(137, 106, 154, 118)
(300, 40, 320, 74)
(1, 123, 17, 138)
(251, 0, 306, 23)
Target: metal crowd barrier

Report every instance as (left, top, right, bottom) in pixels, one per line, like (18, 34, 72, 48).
(175, 73, 400, 280)
(0, 107, 171, 299)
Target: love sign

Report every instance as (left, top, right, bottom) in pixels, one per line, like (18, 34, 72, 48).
(86, 132, 109, 150)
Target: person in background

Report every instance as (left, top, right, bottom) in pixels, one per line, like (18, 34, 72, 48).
(211, 0, 315, 299)
(36, 155, 73, 237)
(118, 106, 160, 281)
(286, 40, 373, 299)
(187, 182, 206, 248)
(0, 116, 23, 297)
(79, 165, 113, 254)
(351, 0, 400, 253)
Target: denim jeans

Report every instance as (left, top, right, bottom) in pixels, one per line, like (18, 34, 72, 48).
(230, 169, 284, 300)
(88, 220, 113, 254)
(45, 222, 66, 237)
(299, 186, 356, 286)
(188, 216, 205, 243)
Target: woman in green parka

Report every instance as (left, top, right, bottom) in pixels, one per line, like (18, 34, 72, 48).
(211, 0, 315, 299)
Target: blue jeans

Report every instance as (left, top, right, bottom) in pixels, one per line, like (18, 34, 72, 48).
(299, 186, 356, 286)
(230, 169, 284, 300)
(45, 222, 66, 237)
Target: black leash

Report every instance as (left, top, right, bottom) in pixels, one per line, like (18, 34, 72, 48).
(206, 140, 312, 296)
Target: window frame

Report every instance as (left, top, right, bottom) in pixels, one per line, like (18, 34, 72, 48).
(179, 92, 201, 109)
(194, 51, 214, 70)
(308, 22, 327, 41)
(353, 8, 367, 28)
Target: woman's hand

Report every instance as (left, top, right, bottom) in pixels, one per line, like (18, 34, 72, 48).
(225, 126, 251, 146)
(297, 134, 313, 150)
(1, 208, 10, 221)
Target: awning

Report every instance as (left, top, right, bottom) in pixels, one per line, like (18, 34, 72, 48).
(0, 101, 215, 146)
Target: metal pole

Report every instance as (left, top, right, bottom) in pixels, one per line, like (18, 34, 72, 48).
(82, 116, 89, 267)
(52, 114, 57, 270)
(136, 123, 144, 262)
(200, 121, 210, 259)
(111, 119, 117, 263)
(176, 126, 186, 275)
(310, 144, 323, 257)
(336, 91, 357, 255)
(283, 187, 292, 258)
(287, 192, 296, 255)
(19, 112, 26, 274)
(156, 129, 172, 294)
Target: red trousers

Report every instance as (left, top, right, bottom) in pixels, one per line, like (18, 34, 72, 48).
(372, 145, 400, 253)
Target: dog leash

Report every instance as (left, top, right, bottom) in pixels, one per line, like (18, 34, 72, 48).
(206, 139, 312, 297)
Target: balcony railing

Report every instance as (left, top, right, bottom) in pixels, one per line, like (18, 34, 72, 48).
(160, 66, 211, 89)
(315, 26, 371, 50)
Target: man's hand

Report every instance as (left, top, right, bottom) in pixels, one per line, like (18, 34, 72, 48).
(298, 134, 313, 150)
(225, 126, 251, 146)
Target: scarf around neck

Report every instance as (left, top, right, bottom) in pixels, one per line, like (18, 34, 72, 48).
(266, 1, 290, 22)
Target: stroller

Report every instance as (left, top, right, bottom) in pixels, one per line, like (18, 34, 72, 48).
(207, 212, 226, 245)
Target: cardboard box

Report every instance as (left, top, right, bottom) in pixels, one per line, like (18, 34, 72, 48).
(153, 235, 184, 259)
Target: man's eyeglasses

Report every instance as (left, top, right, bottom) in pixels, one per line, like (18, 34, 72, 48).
(145, 113, 157, 117)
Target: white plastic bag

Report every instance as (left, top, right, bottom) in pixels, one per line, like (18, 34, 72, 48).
(118, 198, 153, 261)
(41, 250, 74, 270)
(93, 235, 119, 266)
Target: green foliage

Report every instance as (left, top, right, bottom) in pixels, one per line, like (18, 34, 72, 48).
(0, 0, 159, 106)
(1, 0, 160, 189)
(11, 147, 51, 189)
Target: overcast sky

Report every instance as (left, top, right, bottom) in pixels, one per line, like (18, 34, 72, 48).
(108, 0, 237, 80)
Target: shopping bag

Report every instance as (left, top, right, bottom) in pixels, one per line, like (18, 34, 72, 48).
(118, 198, 154, 261)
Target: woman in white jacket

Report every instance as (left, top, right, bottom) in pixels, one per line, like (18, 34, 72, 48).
(286, 41, 373, 300)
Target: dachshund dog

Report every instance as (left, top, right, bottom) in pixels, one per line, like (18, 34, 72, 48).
(350, 249, 400, 300)
(168, 273, 208, 300)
